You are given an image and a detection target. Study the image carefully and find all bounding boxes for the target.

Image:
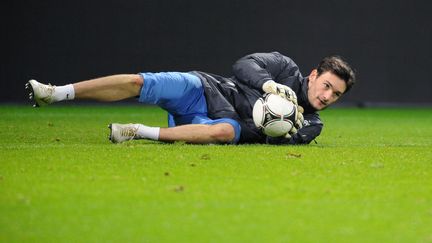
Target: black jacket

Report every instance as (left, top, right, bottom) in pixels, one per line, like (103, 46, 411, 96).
(192, 52, 323, 144)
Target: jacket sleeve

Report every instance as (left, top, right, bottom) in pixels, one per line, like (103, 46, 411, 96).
(232, 52, 301, 90)
(266, 113, 323, 145)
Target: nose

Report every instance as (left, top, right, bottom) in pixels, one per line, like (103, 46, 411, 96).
(322, 90, 332, 101)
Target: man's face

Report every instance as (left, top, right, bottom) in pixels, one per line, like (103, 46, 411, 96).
(307, 70, 347, 110)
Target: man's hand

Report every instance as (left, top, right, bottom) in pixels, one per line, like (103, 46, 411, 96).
(262, 80, 297, 105)
(262, 80, 297, 104)
(285, 105, 304, 139)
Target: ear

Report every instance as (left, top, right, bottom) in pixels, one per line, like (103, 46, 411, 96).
(309, 69, 318, 81)
(308, 69, 318, 88)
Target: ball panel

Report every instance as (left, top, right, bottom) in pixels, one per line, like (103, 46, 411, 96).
(265, 94, 295, 117)
(252, 98, 266, 128)
(263, 120, 294, 137)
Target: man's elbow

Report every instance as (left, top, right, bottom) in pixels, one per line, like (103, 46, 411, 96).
(291, 124, 323, 144)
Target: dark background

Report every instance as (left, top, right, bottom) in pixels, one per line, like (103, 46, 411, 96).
(2, 0, 431, 105)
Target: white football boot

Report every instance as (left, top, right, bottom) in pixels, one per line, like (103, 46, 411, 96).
(25, 79, 55, 107)
(108, 123, 139, 143)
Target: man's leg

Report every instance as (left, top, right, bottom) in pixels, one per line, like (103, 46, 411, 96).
(73, 74, 143, 101)
(109, 123, 235, 144)
(159, 123, 235, 144)
(26, 74, 143, 106)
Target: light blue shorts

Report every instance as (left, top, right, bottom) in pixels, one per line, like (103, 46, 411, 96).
(138, 72, 241, 143)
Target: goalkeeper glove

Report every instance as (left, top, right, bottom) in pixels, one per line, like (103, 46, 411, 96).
(285, 105, 304, 139)
(262, 80, 297, 104)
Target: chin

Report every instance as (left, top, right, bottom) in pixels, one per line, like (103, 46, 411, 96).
(308, 96, 328, 110)
(313, 102, 327, 111)
(318, 105, 329, 111)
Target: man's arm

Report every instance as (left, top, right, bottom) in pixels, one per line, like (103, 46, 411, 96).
(266, 113, 323, 145)
(159, 123, 235, 144)
(232, 52, 301, 89)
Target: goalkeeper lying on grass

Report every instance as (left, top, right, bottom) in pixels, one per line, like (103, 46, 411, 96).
(26, 52, 355, 145)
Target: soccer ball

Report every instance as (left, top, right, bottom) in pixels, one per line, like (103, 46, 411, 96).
(252, 93, 297, 137)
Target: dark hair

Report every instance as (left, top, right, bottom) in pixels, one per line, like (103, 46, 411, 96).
(317, 56, 356, 93)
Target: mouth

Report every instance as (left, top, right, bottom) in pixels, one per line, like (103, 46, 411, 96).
(318, 98, 328, 107)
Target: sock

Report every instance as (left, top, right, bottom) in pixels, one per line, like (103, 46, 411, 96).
(53, 84, 75, 102)
(135, 124, 160, 140)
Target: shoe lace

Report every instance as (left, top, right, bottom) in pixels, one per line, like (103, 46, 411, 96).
(120, 125, 138, 140)
(38, 83, 55, 103)
(44, 83, 55, 95)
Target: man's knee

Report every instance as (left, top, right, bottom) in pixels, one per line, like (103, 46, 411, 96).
(126, 74, 143, 97)
(130, 74, 144, 87)
(209, 123, 235, 143)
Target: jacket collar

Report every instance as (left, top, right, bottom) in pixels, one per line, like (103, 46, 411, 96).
(299, 77, 318, 113)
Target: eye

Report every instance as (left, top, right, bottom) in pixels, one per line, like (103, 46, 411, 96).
(324, 83, 330, 89)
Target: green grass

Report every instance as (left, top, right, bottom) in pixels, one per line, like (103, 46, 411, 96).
(1, 105, 431, 242)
